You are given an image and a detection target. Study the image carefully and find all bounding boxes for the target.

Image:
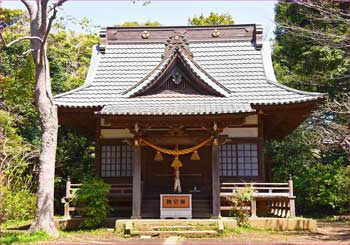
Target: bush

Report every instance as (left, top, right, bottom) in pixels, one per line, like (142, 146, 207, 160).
(293, 160, 350, 214)
(73, 177, 112, 228)
(267, 128, 350, 215)
(1, 187, 36, 221)
(228, 186, 253, 227)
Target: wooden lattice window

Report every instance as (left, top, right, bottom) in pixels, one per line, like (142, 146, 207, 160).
(219, 144, 259, 177)
(101, 144, 133, 177)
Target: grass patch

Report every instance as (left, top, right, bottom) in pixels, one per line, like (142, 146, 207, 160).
(0, 231, 50, 244)
(1, 219, 32, 230)
(222, 226, 274, 237)
(60, 228, 111, 236)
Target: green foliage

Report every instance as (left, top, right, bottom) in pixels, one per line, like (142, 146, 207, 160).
(56, 131, 94, 182)
(1, 187, 36, 221)
(188, 12, 234, 26)
(48, 30, 98, 94)
(1, 10, 97, 217)
(0, 8, 26, 27)
(273, 2, 350, 95)
(0, 110, 38, 189)
(117, 21, 162, 27)
(271, 1, 350, 216)
(267, 129, 350, 214)
(0, 231, 50, 244)
(228, 187, 253, 227)
(73, 178, 112, 228)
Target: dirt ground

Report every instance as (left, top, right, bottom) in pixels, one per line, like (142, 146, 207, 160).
(40, 221, 349, 245)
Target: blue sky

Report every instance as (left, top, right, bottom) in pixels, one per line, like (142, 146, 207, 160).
(2, 0, 277, 41)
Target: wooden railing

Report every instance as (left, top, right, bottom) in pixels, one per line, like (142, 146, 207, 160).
(61, 177, 133, 219)
(220, 178, 295, 218)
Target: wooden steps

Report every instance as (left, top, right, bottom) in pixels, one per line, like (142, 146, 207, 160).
(122, 219, 222, 238)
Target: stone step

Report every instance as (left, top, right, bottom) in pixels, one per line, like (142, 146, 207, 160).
(140, 213, 212, 219)
(149, 225, 217, 231)
(131, 230, 219, 238)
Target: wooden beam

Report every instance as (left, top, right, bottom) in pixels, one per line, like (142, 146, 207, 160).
(131, 144, 142, 219)
(141, 135, 209, 146)
(103, 114, 247, 129)
(212, 140, 221, 217)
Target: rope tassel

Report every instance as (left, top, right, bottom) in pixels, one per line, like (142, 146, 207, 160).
(154, 151, 163, 161)
(190, 150, 200, 160)
(171, 156, 183, 168)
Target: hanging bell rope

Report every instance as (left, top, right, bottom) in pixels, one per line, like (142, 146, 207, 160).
(140, 136, 213, 156)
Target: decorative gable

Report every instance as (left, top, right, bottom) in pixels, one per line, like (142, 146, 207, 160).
(123, 32, 230, 98)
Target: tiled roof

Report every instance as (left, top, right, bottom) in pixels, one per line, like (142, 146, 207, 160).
(54, 25, 325, 115)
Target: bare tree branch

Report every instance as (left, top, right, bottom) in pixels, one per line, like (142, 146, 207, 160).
(1, 34, 43, 48)
(19, 48, 35, 57)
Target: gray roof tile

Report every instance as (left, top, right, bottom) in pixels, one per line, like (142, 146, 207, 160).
(54, 31, 325, 115)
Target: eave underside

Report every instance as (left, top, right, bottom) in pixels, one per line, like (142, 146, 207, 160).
(57, 99, 323, 140)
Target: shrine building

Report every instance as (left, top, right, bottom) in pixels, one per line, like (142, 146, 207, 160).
(54, 25, 325, 219)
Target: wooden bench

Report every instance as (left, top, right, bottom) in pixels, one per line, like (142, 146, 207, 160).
(220, 178, 295, 218)
(61, 177, 133, 219)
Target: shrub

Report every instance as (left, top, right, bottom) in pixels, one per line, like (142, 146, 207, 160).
(1, 187, 36, 221)
(73, 177, 112, 228)
(228, 186, 253, 227)
(267, 128, 350, 215)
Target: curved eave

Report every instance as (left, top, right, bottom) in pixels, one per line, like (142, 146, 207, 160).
(57, 106, 102, 138)
(56, 104, 103, 109)
(251, 96, 326, 109)
(253, 97, 326, 141)
(96, 109, 253, 116)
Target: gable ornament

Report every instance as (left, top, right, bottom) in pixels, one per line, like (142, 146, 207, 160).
(141, 31, 150, 39)
(172, 71, 183, 85)
(212, 29, 220, 38)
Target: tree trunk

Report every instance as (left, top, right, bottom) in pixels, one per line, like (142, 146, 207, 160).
(29, 52, 58, 236)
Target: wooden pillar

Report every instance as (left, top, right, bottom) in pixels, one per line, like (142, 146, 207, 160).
(258, 110, 265, 181)
(95, 118, 101, 177)
(251, 199, 257, 217)
(288, 175, 296, 217)
(63, 176, 71, 219)
(212, 138, 221, 217)
(132, 143, 142, 219)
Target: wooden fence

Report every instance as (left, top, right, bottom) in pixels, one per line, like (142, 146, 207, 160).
(61, 177, 132, 219)
(220, 178, 295, 218)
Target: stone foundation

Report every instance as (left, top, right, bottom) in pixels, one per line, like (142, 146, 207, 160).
(248, 217, 317, 231)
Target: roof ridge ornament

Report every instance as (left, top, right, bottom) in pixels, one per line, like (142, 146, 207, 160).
(162, 31, 193, 59)
(253, 24, 263, 50)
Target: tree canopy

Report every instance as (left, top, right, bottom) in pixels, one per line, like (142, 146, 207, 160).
(188, 12, 234, 26)
(269, 0, 350, 214)
(115, 21, 162, 27)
